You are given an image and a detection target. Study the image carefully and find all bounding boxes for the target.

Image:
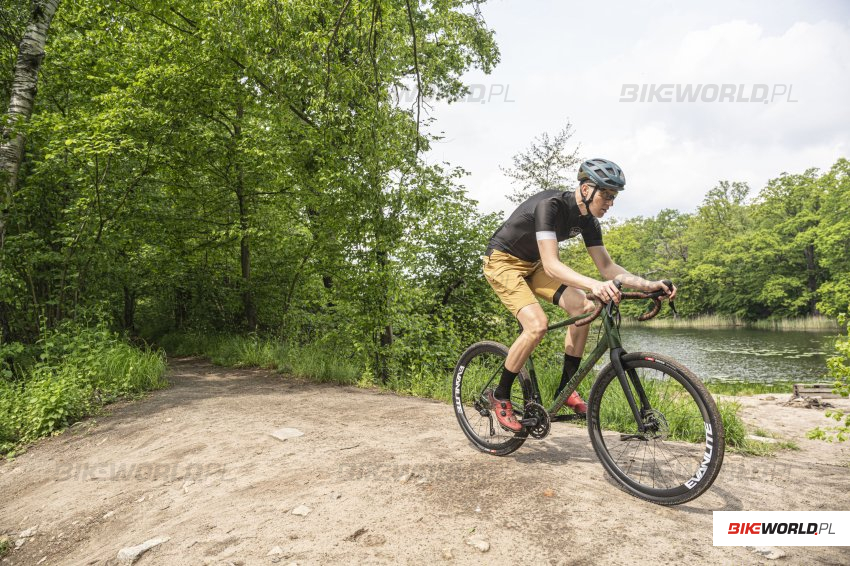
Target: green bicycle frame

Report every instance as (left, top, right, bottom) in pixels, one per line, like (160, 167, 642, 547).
(520, 305, 649, 432)
(521, 308, 617, 412)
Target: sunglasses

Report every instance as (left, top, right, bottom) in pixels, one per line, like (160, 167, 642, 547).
(599, 190, 618, 203)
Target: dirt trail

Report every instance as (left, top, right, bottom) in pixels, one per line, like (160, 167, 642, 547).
(2, 358, 849, 565)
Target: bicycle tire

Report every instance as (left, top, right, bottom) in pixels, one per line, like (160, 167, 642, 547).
(587, 352, 724, 505)
(452, 341, 529, 456)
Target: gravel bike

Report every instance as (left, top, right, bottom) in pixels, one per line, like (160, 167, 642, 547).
(451, 282, 725, 505)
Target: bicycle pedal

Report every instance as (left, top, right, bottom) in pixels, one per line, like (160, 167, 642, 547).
(551, 414, 585, 422)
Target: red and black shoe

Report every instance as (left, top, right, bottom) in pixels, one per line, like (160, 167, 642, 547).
(565, 390, 587, 416)
(485, 390, 523, 432)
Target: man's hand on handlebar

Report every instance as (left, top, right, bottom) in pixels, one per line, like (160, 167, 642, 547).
(590, 280, 622, 304)
(647, 280, 677, 300)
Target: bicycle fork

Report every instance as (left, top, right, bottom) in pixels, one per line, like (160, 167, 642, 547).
(610, 347, 650, 433)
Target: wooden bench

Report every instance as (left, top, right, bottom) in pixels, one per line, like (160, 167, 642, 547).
(792, 383, 844, 399)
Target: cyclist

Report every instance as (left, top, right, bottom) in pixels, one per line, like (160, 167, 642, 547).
(482, 158, 676, 431)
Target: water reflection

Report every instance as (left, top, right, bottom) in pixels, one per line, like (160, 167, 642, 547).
(612, 327, 837, 383)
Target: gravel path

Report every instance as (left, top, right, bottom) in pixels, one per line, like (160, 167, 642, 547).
(1, 358, 848, 565)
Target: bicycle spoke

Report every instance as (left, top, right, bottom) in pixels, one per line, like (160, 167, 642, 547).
(589, 354, 723, 504)
(453, 342, 528, 455)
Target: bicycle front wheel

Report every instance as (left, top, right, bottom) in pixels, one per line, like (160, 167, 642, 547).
(452, 341, 529, 456)
(587, 352, 724, 505)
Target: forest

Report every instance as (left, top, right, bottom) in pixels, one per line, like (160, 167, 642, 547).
(1, 1, 848, 452)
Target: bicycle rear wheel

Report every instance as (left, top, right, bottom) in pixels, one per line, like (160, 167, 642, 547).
(452, 341, 529, 456)
(587, 352, 724, 505)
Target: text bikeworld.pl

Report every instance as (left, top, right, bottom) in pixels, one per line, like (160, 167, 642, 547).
(713, 511, 848, 546)
(620, 83, 798, 103)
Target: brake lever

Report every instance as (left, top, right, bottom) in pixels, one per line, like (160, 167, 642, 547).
(669, 300, 678, 318)
(605, 296, 621, 326)
(661, 279, 677, 318)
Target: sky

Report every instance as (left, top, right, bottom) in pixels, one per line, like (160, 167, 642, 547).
(423, 0, 850, 220)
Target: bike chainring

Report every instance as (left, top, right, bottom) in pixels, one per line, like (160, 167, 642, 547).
(521, 401, 551, 439)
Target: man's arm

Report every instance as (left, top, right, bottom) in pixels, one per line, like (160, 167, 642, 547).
(538, 239, 623, 302)
(538, 239, 599, 291)
(534, 197, 625, 303)
(587, 246, 677, 298)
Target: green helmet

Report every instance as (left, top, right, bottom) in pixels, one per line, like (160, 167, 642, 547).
(577, 158, 626, 191)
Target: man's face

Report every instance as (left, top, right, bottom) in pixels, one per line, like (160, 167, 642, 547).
(583, 185, 618, 217)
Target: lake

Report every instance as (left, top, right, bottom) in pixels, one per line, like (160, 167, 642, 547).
(611, 326, 838, 384)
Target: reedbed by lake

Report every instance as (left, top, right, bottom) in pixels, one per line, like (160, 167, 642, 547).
(613, 326, 837, 384)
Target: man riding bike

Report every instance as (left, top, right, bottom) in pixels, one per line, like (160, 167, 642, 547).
(482, 158, 677, 431)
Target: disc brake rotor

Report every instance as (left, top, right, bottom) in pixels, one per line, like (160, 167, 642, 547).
(641, 408, 670, 440)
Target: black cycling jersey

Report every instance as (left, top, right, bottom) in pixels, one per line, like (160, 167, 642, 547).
(486, 190, 603, 262)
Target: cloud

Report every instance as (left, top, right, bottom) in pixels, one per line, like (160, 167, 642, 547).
(611, 20, 850, 147)
(574, 19, 850, 217)
(426, 4, 850, 222)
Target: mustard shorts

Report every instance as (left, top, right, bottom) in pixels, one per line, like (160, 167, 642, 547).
(482, 250, 568, 317)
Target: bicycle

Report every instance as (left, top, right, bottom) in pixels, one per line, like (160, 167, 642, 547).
(451, 281, 725, 505)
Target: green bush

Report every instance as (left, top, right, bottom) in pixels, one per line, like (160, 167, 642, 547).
(0, 321, 167, 455)
(19, 372, 92, 441)
(0, 382, 20, 454)
(808, 312, 850, 442)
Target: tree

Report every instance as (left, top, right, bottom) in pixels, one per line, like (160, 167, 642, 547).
(1, 0, 61, 251)
(815, 159, 850, 317)
(500, 122, 580, 204)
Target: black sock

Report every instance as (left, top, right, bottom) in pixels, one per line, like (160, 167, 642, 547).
(554, 354, 582, 400)
(494, 367, 518, 400)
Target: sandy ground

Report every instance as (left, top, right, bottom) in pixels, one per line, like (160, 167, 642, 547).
(1, 358, 849, 565)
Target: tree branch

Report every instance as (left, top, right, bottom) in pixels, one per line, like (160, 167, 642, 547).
(116, 1, 316, 129)
(324, 0, 352, 95)
(404, 0, 422, 155)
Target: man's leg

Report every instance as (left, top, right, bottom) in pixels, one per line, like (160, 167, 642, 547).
(481, 251, 543, 431)
(553, 287, 595, 411)
(494, 302, 548, 400)
(560, 287, 595, 357)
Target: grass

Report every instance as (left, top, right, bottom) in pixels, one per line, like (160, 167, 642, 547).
(157, 332, 361, 385)
(736, 437, 800, 456)
(750, 427, 800, 450)
(751, 316, 840, 332)
(556, 370, 801, 455)
(1, 325, 168, 457)
(621, 314, 839, 332)
(0, 536, 10, 558)
(592, 373, 745, 445)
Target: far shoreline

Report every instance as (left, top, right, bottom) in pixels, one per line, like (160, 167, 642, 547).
(620, 314, 840, 332)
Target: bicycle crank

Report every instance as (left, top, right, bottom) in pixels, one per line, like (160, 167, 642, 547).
(519, 401, 550, 439)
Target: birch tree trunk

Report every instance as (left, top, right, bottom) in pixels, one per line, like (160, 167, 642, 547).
(0, 0, 61, 249)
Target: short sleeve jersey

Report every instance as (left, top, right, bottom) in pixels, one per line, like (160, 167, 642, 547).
(486, 190, 603, 262)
